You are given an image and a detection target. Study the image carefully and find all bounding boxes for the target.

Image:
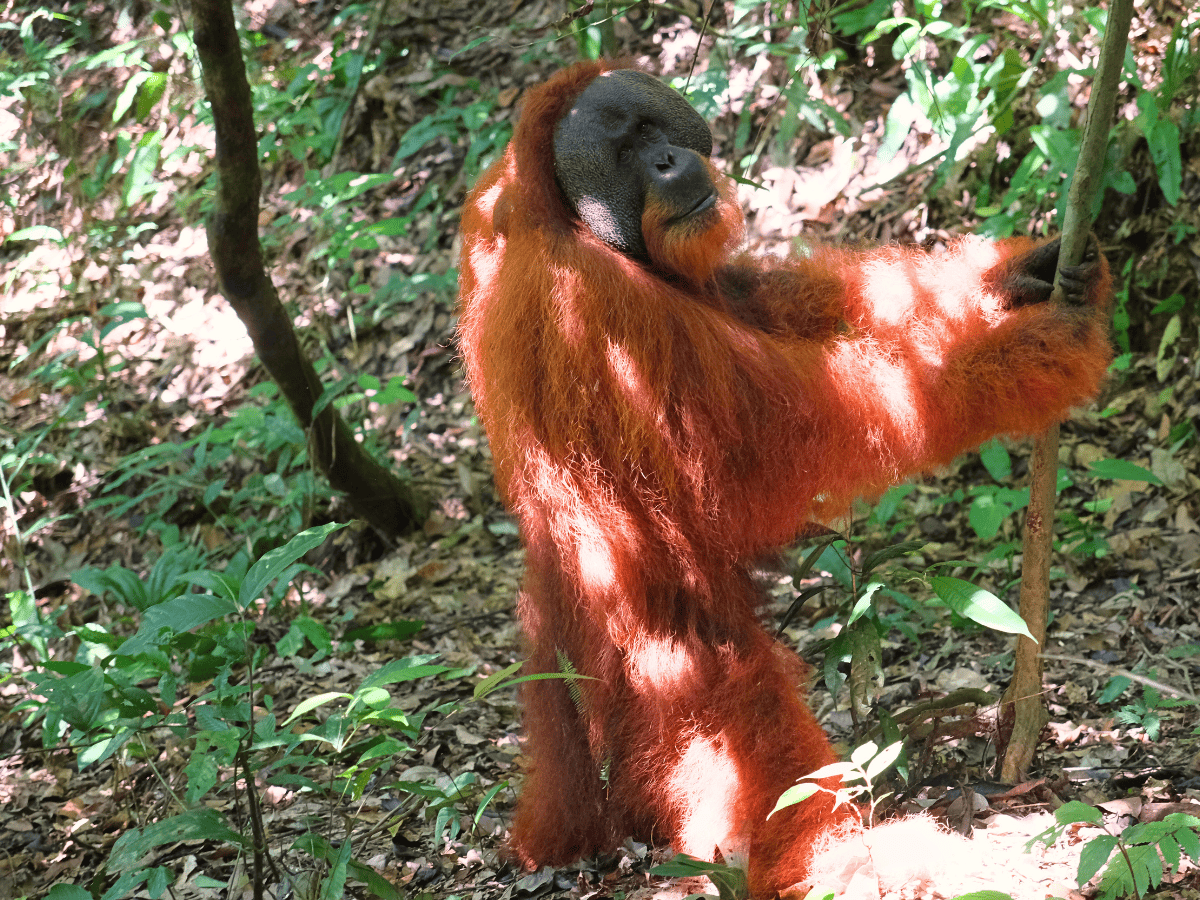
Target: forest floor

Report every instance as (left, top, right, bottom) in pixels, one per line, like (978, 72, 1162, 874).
(2, 1, 1199, 898)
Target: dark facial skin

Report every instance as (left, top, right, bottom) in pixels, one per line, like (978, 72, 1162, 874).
(552, 69, 1102, 311)
(554, 69, 717, 258)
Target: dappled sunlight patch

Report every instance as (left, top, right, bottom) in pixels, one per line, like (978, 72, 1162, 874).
(802, 810, 1144, 900)
(667, 734, 743, 862)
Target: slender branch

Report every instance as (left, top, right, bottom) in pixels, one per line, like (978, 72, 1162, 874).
(999, 0, 1133, 783)
(191, 0, 427, 538)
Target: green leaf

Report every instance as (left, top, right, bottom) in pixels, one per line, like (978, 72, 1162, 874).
(1055, 800, 1105, 826)
(5, 224, 65, 244)
(1172, 815, 1200, 859)
(100, 870, 143, 900)
(474, 659, 524, 699)
(860, 540, 925, 577)
(1097, 842, 1163, 898)
(117, 593, 238, 656)
(122, 130, 162, 207)
(9, 589, 47, 658)
(113, 69, 151, 122)
(850, 741, 880, 767)
(73, 564, 149, 610)
(369, 215, 414, 237)
(650, 853, 727, 877)
(238, 522, 346, 607)
(1077, 833, 1117, 882)
(374, 375, 418, 405)
(136, 71, 167, 121)
(708, 859, 749, 900)
(968, 494, 1007, 540)
(354, 687, 390, 709)
(847, 582, 882, 625)
(1156, 313, 1182, 381)
(475, 779, 509, 827)
(848, 619, 882, 711)
(979, 440, 1012, 480)
(292, 616, 332, 655)
(930, 576, 1033, 639)
(804, 761, 857, 781)
(321, 835, 353, 900)
(1147, 118, 1182, 205)
(346, 858, 402, 900)
(181, 570, 239, 605)
(283, 691, 351, 726)
(1097, 675, 1131, 703)
(1087, 459, 1164, 485)
(1159, 832, 1181, 871)
(202, 478, 226, 506)
(864, 741, 903, 782)
(393, 116, 454, 162)
(146, 866, 171, 897)
(47, 884, 94, 900)
(184, 752, 219, 803)
(344, 618, 423, 644)
(108, 810, 245, 873)
(769, 782, 821, 817)
(1150, 292, 1186, 315)
(361, 655, 450, 690)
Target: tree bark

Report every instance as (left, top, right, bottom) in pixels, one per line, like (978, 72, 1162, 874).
(191, 0, 426, 539)
(999, 0, 1133, 782)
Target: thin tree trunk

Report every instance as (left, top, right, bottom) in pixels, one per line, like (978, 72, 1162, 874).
(999, 0, 1133, 782)
(191, 0, 426, 540)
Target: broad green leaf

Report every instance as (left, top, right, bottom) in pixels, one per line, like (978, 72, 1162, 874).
(344, 619, 424, 644)
(650, 853, 725, 876)
(969, 494, 1007, 540)
(847, 582, 882, 625)
(361, 655, 449, 690)
(283, 691, 351, 725)
(1097, 675, 1132, 703)
(117, 593, 237, 656)
(860, 540, 925, 576)
(182, 570, 238, 605)
(769, 782, 820, 817)
(1159, 833, 1181, 871)
(47, 886, 94, 900)
(184, 752, 219, 803)
(1077, 834, 1117, 883)
(108, 809, 244, 873)
(346, 858, 401, 900)
(1172, 815, 1200, 859)
(803, 761, 857, 782)
(6, 224, 64, 243)
(865, 742, 903, 782)
(354, 686, 390, 709)
(1055, 800, 1105, 826)
(1148, 118, 1182, 205)
(238, 522, 346, 607)
(1157, 313, 1182, 381)
(930, 577, 1033, 639)
(850, 741, 880, 767)
(322, 833, 353, 900)
(1087, 459, 1163, 484)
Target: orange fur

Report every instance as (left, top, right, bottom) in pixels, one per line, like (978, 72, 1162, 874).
(457, 60, 1111, 897)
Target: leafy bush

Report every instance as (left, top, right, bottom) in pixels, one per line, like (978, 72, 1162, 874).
(1035, 802, 1200, 900)
(12, 525, 463, 899)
